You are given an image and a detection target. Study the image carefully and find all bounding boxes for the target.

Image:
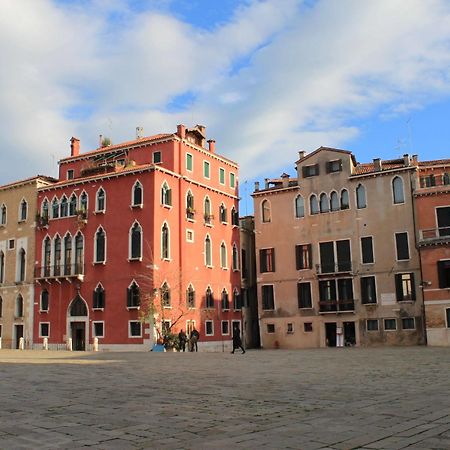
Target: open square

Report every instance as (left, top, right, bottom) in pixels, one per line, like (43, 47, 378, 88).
(0, 347, 449, 449)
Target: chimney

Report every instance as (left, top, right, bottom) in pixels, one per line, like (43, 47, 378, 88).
(207, 140, 216, 153)
(298, 150, 306, 160)
(177, 124, 186, 139)
(99, 135, 103, 148)
(136, 127, 143, 139)
(403, 153, 410, 166)
(411, 154, 418, 166)
(265, 178, 270, 189)
(281, 172, 290, 188)
(254, 181, 260, 192)
(70, 137, 80, 157)
(373, 158, 382, 171)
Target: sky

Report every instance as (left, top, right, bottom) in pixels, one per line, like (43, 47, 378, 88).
(1, 0, 450, 215)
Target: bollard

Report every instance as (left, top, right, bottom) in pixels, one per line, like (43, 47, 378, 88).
(0, 337, 2, 349)
(19, 337, 25, 350)
(93, 337, 99, 352)
(43, 337, 48, 350)
(67, 337, 72, 351)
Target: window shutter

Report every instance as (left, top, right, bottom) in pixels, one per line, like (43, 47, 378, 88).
(438, 261, 447, 288)
(302, 166, 307, 177)
(297, 283, 302, 308)
(260, 250, 266, 273)
(395, 274, 402, 301)
(272, 249, 276, 272)
(127, 287, 131, 306)
(326, 161, 331, 173)
(308, 244, 312, 268)
(295, 245, 301, 270)
(410, 272, 416, 301)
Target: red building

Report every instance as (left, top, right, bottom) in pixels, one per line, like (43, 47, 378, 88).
(33, 125, 241, 351)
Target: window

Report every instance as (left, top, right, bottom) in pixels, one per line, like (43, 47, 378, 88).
(319, 240, 351, 273)
(161, 182, 172, 206)
(287, 323, 294, 334)
(221, 289, 229, 310)
(326, 159, 342, 173)
(96, 188, 105, 212)
(446, 308, 450, 328)
(232, 244, 239, 271)
(129, 321, 142, 337)
(421, 174, 436, 187)
(130, 222, 142, 260)
(70, 295, 87, 316)
(8, 239, 14, 250)
(161, 282, 171, 307)
(205, 287, 214, 308)
(41, 199, 49, 221)
(52, 198, 59, 219)
(43, 237, 51, 276)
(186, 229, 194, 243)
(19, 199, 28, 221)
(295, 195, 304, 218)
(93, 284, 105, 309)
(402, 317, 415, 330)
(443, 173, 450, 185)
(79, 191, 88, 212)
(205, 320, 214, 336)
(220, 242, 227, 268)
(132, 181, 143, 206)
(304, 322, 313, 332)
(267, 323, 275, 333)
(309, 195, 319, 215)
(127, 282, 140, 308)
(356, 184, 366, 209)
(319, 193, 329, 213)
(186, 191, 194, 220)
(219, 168, 225, 184)
(53, 236, 61, 276)
(161, 223, 170, 259)
(297, 282, 312, 308)
(394, 232, 409, 261)
(233, 289, 241, 310)
(221, 320, 229, 335)
(16, 294, 23, 318)
(330, 191, 339, 211)
(186, 153, 193, 171)
(64, 234, 72, 275)
(205, 235, 212, 266)
(384, 318, 397, 330)
(204, 197, 212, 224)
(340, 189, 349, 210)
(67, 169, 74, 180)
(366, 319, 379, 331)
(186, 285, 195, 308)
(262, 285, 275, 310)
(74, 233, 84, 274)
(437, 207, 450, 237)
(262, 200, 271, 223)
(260, 248, 275, 273)
(219, 204, 227, 222)
(231, 207, 239, 226)
(241, 249, 248, 279)
(230, 172, 235, 188)
(302, 164, 319, 177)
(0, 204, 6, 225)
(0, 297, 3, 317)
(203, 161, 210, 179)
(60, 196, 68, 217)
(153, 151, 162, 163)
(296, 244, 312, 270)
(95, 227, 106, 263)
(18, 248, 26, 282)
(40, 323, 50, 338)
(40, 290, 49, 311)
(438, 260, 450, 288)
(361, 237, 374, 264)
(338, 278, 354, 306)
(395, 273, 416, 301)
(361, 276, 377, 304)
(0, 251, 4, 283)
(93, 322, 104, 338)
(69, 194, 77, 216)
(319, 280, 337, 304)
(392, 176, 404, 204)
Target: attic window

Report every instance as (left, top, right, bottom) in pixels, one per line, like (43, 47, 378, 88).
(67, 170, 74, 180)
(326, 160, 342, 173)
(153, 151, 162, 164)
(302, 164, 319, 178)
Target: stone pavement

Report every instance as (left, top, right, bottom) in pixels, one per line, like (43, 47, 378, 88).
(0, 347, 449, 450)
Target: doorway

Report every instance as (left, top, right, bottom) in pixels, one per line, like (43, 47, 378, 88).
(343, 321, 356, 346)
(325, 322, 337, 347)
(14, 324, 24, 349)
(71, 322, 86, 351)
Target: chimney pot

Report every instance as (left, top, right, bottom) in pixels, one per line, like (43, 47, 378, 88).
(207, 139, 216, 153)
(254, 181, 260, 192)
(177, 124, 186, 139)
(403, 153, 410, 166)
(99, 135, 103, 148)
(70, 137, 80, 157)
(265, 178, 270, 189)
(298, 150, 306, 160)
(373, 158, 382, 171)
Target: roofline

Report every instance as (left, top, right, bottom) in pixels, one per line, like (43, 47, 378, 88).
(296, 147, 357, 165)
(0, 175, 57, 191)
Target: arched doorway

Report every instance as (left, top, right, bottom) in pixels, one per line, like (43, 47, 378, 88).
(68, 294, 88, 351)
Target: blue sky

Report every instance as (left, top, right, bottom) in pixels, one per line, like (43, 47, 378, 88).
(1, 0, 449, 214)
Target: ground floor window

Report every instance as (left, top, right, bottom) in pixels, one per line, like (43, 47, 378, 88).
(205, 320, 214, 336)
(287, 323, 294, 334)
(221, 320, 229, 335)
(366, 319, 379, 331)
(401, 317, 415, 330)
(267, 323, 275, 333)
(304, 322, 313, 332)
(446, 308, 450, 328)
(39, 322, 50, 338)
(129, 321, 142, 337)
(93, 321, 104, 338)
(384, 318, 397, 331)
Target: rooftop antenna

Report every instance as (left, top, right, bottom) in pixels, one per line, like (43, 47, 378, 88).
(406, 116, 413, 153)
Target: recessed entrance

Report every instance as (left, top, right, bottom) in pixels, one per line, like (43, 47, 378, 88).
(68, 294, 88, 351)
(71, 322, 86, 351)
(343, 321, 356, 346)
(325, 322, 337, 347)
(14, 324, 24, 349)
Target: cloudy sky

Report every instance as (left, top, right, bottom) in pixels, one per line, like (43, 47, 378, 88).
(1, 0, 450, 213)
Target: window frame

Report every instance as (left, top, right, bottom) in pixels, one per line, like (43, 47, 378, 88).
(205, 320, 214, 336)
(297, 282, 312, 309)
(129, 320, 142, 338)
(203, 160, 210, 179)
(395, 232, 410, 261)
(39, 322, 50, 338)
(366, 319, 379, 331)
(261, 284, 275, 310)
(392, 176, 405, 205)
(92, 321, 105, 338)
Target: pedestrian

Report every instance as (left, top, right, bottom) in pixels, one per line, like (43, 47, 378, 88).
(178, 329, 187, 352)
(231, 326, 245, 354)
(190, 328, 200, 352)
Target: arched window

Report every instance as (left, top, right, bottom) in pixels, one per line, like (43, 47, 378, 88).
(96, 188, 105, 212)
(127, 281, 140, 308)
(309, 194, 319, 215)
(233, 288, 241, 310)
(443, 173, 450, 185)
(161, 223, 169, 259)
(320, 193, 329, 213)
(95, 227, 106, 263)
(205, 286, 214, 308)
(231, 206, 239, 226)
(205, 235, 212, 266)
(43, 237, 51, 276)
(69, 194, 77, 216)
(0, 251, 4, 283)
(0, 204, 6, 225)
(232, 244, 239, 271)
(161, 282, 171, 307)
(41, 199, 49, 220)
(20, 199, 28, 221)
(204, 197, 212, 224)
(60, 195, 68, 217)
(161, 182, 171, 206)
(64, 234, 72, 275)
(220, 242, 227, 268)
(221, 288, 229, 310)
(340, 189, 349, 210)
(356, 184, 366, 209)
(219, 204, 227, 223)
(75, 233, 84, 274)
(295, 195, 304, 218)
(41, 290, 49, 312)
(70, 294, 87, 316)
(262, 200, 271, 223)
(54, 235, 61, 276)
(16, 294, 23, 317)
(330, 191, 339, 211)
(79, 191, 88, 212)
(93, 283, 105, 309)
(186, 284, 195, 308)
(392, 176, 404, 204)
(130, 222, 142, 259)
(132, 181, 143, 206)
(52, 198, 59, 219)
(186, 191, 194, 219)
(18, 248, 26, 282)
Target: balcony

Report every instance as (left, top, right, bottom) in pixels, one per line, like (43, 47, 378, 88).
(418, 226, 450, 246)
(316, 261, 352, 276)
(319, 299, 355, 313)
(35, 263, 84, 281)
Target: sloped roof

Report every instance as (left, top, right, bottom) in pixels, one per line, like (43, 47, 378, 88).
(296, 146, 357, 165)
(0, 175, 57, 190)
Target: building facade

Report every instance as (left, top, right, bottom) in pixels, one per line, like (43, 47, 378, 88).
(0, 176, 55, 348)
(414, 160, 450, 346)
(253, 148, 425, 348)
(33, 125, 241, 351)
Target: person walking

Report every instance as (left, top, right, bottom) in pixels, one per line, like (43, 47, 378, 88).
(178, 329, 187, 352)
(190, 328, 200, 352)
(231, 325, 245, 354)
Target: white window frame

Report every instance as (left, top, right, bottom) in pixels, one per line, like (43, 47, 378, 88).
(95, 187, 106, 213)
(92, 321, 105, 338)
(128, 221, 143, 261)
(128, 320, 142, 338)
(205, 320, 214, 336)
(221, 320, 230, 336)
(401, 317, 416, 330)
(392, 176, 405, 205)
(186, 229, 194, 243)
(94, 226, 107, 264)
(384, 318, 397, 331)
(39, 322, 50, 338)
(186, 152, 193, 172)
(161, 221, 171, 260)
(131, 180, 143, 208)
(219, 167, 225, 185)
(230, 172, 236, 188)
(203, 160, 210, 179)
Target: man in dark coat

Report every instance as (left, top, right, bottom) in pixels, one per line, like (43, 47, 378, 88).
(178, 329, 187, 352)
(231, 326, 245, 354)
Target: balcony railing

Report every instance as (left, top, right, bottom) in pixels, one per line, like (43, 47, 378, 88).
(319, 299, 355, 313)
(317, 261, 352, 275)
(418, 226, 450, 244)
(35, 263, 84, 279)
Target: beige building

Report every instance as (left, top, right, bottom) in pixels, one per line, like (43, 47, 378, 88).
(0, 176, 55, 348)
(253, 148, 425, 348)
